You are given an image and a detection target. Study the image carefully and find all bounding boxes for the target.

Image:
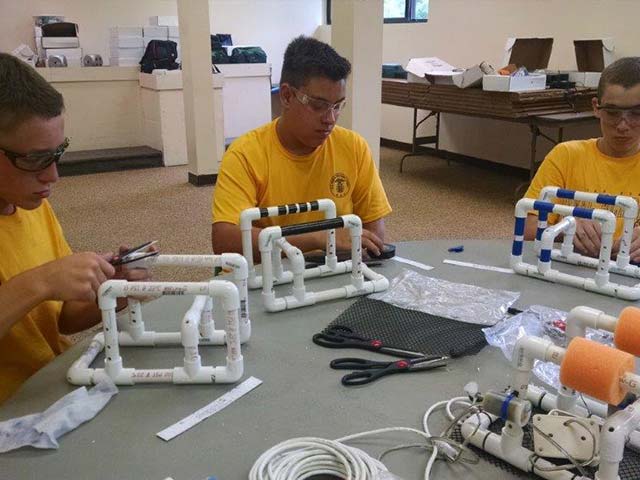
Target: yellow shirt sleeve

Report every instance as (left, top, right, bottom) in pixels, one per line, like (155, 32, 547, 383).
(351, 135, 392, 224)
(524, 144, 569, 225)
(212, 147, 260, 225)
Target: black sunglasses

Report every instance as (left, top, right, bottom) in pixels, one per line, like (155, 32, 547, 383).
(0, 137, 70, 172)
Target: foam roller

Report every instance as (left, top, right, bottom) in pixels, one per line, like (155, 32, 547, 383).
(560, 337, 635, 405)
(614, 307, 640, 357)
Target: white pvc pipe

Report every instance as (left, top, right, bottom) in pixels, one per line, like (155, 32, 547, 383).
(565, 306, 618, 343)
(538, 217, 576, 274)
(461, 414, 588, 480)
(240, 199, 337, 287)
(75, 278, 243, 385)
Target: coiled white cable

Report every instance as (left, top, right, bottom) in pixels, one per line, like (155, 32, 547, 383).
(249, 428, 431, 480)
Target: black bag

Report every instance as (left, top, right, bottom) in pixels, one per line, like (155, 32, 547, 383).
(140, 40, 179, 73)
(229, 46, 267, 64)
(211, 47, 230, 65)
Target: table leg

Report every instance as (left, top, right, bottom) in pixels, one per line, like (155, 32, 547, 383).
(399, 109, 439, 173)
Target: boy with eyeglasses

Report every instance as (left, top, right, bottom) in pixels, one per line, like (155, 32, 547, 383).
(211, 36, 391, 260)
(524, 57, 640, 261)
(0, 53, 152, 404)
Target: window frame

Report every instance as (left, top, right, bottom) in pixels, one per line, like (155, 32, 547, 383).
(326, 0, 428, 25)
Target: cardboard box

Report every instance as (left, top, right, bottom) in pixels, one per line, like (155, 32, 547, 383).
(482, 73, 547, 92)
(44, 47, 82, 58)
(405, 57, 490, 88)
(149, 16, 178, 27)
(110, 47, 145, 59)
(110, 36, 144, 48)
(110, 57, 140, 67)
(42, 37, 80, 48)
(110, 26, 143, 37)
(502, 37, 554, 71)
(143, 26, 169, 38)
(568, 38, 615, 87)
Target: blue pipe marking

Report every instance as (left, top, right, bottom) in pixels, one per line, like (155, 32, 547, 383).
(500, 392, 516, 421)
(596, 193, 617, 206)
(572, 207, 594, 219)
(512, 240, 523, 256)
(556, 188, 576, 199)
(540, 249, 552, 262)
(539, 210, 549, 222)
(533, 201, 555, 214)
(514, 217, 526, 236)
(536, 227, 545, 241)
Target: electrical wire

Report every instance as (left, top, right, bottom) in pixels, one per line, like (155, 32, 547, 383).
(250, 399, 481, 480)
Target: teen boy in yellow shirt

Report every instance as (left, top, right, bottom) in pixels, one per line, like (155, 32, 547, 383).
(524, 57, 640, 261)
(211, 36, 392, 259)
(0, 54, 151, 403)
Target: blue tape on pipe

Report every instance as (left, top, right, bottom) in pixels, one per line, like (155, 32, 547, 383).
(514, 217, 526, 236)
(536, 227, 545, 241)
(556, 188, 576, 199)
(533, 201, 555, 214)
(540, 249, 552, 262)
(573, 207, 594, 219)
(500, 392, 516, 421)
(512, 240, 523, 256)
(597, 193, 617, 206)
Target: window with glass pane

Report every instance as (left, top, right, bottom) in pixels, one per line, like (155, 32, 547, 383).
(414, 0, 429, 20)
(328, 0, 429, 24)
(384, 0, 407, 19)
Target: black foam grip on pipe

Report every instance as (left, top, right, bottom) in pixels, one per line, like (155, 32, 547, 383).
(280, 217, 345, 237)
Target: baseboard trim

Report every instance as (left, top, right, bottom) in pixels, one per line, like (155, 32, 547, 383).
(188, 172, 218, 186)
(380, 138, 529, 179)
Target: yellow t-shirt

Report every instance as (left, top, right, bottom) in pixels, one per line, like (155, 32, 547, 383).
(212, 119, 392, 228)
(0, 200, 72, 403)
(525, 138, 640, 238)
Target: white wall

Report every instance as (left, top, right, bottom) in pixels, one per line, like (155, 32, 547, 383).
(0, 0, 323, 83)
(380, 0, 640, 168)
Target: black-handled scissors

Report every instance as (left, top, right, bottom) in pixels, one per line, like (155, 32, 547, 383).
(330, 356, 449, 386)
(312, 326, 425, 359)
(110, 240, 159, 266)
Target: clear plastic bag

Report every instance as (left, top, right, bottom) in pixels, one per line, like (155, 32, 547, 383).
(483, 305, 614, 390)
(368, 269, 519, 326)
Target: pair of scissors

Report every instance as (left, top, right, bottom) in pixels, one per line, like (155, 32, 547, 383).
(312, 326, 425, 359)
(110, 240, 159, 266)
(330, 356, 449, 386)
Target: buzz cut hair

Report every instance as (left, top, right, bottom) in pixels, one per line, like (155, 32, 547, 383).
(0, 53, 64, 134)
(280, 36, 351, 88)
(598, 57, 640, 101)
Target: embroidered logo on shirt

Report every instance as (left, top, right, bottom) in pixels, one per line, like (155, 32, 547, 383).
(330, 173, 350, 198)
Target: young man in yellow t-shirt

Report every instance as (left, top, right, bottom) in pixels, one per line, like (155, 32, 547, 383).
(211, 36, 392, 259)
(524, 57, 640, 261)
(0, 54, 152, 404)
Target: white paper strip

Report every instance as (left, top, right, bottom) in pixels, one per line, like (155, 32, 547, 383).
(443, 259, 515, 274)
(392, 256, 434, 271)
(157, 376, 262, 441)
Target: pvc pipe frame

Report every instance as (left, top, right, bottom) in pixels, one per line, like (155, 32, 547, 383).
(511, 196, 640, 300)
(460, 335, 640, 480)
(538, 187, 639, 272)
(67, 254, 250, 386)
(240, 199, 338, 289)
(258, 214, 389, 312)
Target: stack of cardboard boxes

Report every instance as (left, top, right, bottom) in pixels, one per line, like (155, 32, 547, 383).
(109, 27, 144, 67)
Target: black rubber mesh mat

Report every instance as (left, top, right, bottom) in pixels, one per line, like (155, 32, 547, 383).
(326, 297, 487, 358)
(448, 412, 640, 479)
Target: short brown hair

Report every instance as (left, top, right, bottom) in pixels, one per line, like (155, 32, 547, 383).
(598, 57, 640, 101)
(0, 53, 64, 134)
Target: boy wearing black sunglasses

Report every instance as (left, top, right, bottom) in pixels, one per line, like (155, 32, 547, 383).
(0, 53, 152, 404)
(524, 57, 640, 261)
